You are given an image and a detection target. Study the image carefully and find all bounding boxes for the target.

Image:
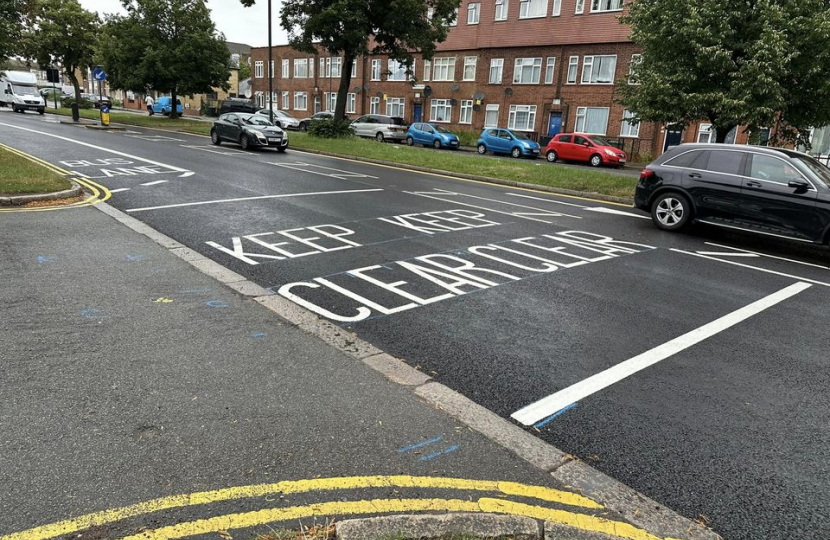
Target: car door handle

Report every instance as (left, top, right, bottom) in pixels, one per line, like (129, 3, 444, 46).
(745, 181, 762, 188)
(688, 173, 702, 179)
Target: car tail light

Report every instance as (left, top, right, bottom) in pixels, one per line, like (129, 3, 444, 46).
(640, 169, 655, 181)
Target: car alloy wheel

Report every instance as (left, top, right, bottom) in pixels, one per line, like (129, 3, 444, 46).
(652, 193, 691, 231)
(477, 144, 487, 155)
(511, 147, 522, 158)
(406, 136, 414, 146)
(240, 134, 250, 150)
(210, 129, 221, 145)
(376, 132, 384, 142)
(433, 139, 441, 149)
(299, 123, 307, 132)
(590, 154, 602, 167)
(546, 150, 558, 163)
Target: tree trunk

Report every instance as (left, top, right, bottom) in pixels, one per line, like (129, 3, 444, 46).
(334, 56, 355, 121)
(170, 88, 178, 119)
(66, 70, 81, 106)
(715, 124, 737, 144)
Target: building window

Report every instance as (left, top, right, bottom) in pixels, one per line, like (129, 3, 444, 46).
(282, 91, 289, 109)
(468, 2, 481, 24)
(463, 56, 478, 81)
(433, 57, 456, 81)
(271, 91, 278, 105)
(628, 54, 642, 85)
(269, 61, 274, 78)
(351, 60, 357, 78)
(495, 0, 508, 20)
(620, 110, 639, 138)
(567, 56, 579, 84)
(489, 58, 504, 83)
(697, 124, 715, 143)
(575, 107, 609, 134)
(293, 59, 309, 78)
(508, 105, 537, 131)
(430, 99, 452, 123)
(388, 59, 408, 81)
(591, 0, 623, 12)
(552, 0, 561, 16)
(582, 55, 616, 84)
(254, 61, 264, 78)
(320, 57, 343, 78)
(387, 97, 405, 117)
(575, 0, 584, 14)
(347, 93, 356, 114)
(484, 104, 500, 127)
(281, 59, 289, 78)
(449, 7, 459, 25)
(255, 91, 264, 107)
(324, 92, 337, 112)
(369, 97, 380, 114)
(513, 57, 542, 84)
(423, 59, 431, 81)
(519, 0, 547, 18)
(544, 57, 556, 84)
(371, 59, 381, 81)
(460, 100, 473, 124)
(294, 91, 307, 110)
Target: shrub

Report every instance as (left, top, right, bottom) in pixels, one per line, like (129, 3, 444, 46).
(453, 129, 479, 147)
(308, 118, 353, 139)
(632, 152, 654, 164)
(61, 95, 93, 109)
(111, 98, 123, 107)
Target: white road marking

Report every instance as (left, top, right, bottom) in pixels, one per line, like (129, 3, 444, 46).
(512, 281, 812, 426)
(0, 121, 191, 173)
(703, 242, 830, 270)
(125, 188, 384, 213)
(405, 189, 581, 223)
(109, 188, 131, 193)
(270, 162, 379, 180)
(140, 180, 168, 186)
(586, 207, 651, 219)
(505, 192, 588, 208)
(670, 249, 830, 288)
(179, 171, 195, 178)
(126, 134, 185, 142)
(180, 145, 247, 156)
(426, 189, 582, 219)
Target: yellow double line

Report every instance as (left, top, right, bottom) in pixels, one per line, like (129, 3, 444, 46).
(0, 143, 111, 212)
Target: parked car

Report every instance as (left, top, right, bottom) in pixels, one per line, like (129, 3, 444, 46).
(476, 128, 540, 158)
(219, 98, 258, 115)
(152, 96, 183, 116)
(406, 123, 460, 149)
(545, 133, 627, 167)
(298, 111, 334, 131)
(40, 87, 73, 101)
(84, 94, 111, 109)
(350, 114, 408, 142)
(210, 112, 289, 152)
(634, 144, 830, 244)
(255, 109, 300, 130)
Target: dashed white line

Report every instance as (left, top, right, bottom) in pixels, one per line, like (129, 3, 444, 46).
(585, 207, 651, 219)
(140, 180, 168, 187)
(109, 188, 131, 193)
(703, 242, 830, 270)
(504, 192, 588, 208)
(670, 249, 830, 288)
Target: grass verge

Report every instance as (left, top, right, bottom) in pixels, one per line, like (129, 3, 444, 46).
(48, 108, 636, 198)
(0, 146, 71, 195)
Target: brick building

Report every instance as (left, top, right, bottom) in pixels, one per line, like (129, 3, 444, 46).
(250, 0, 668, 158)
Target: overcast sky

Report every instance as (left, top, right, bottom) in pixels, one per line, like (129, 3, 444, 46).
(78, 0, 289, 48)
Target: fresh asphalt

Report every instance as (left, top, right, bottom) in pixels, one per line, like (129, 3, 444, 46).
(2, 110, 829, 539)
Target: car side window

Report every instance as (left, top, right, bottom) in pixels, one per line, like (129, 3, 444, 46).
(226, 114, 237, 123)
(749, 154, 805, 183)
(500, 131, 512, 140)
(665, 150, 703, 168)
(487, 129, 498, 137)
(574, 136, 587, 145)
(558, 135, 571, 143)
(354, 116, 367, 123)
(706, 150, 745, 176)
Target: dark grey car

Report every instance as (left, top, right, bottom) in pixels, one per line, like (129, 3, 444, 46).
(210, 113, 289, 152)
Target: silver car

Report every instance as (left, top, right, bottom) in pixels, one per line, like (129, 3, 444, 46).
(350, 114, 408, 142)
(255, 109, 300, 130)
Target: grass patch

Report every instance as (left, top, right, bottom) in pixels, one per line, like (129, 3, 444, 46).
(0, 146, 71, 195)
(51, 107, 212, 135)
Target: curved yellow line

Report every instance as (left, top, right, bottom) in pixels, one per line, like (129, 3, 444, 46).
(0, 476, 600, 540)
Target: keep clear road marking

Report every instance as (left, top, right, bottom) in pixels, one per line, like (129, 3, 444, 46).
(124, 188, 384, 213)
(512, 281, 812, 426)
(0, 121, 194, 177)
(504, 193, 649, 219)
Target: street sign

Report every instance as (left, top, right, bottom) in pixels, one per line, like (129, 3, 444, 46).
(46, 69, 60, 83)
(92, 68, 107, 81)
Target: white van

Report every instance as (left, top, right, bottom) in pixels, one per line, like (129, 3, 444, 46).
(0, 71, 45, 114)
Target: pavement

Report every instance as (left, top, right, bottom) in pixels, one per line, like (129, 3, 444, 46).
(1, 109, 829, 540)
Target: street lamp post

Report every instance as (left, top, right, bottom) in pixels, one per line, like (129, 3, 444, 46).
(267, 0, 273, 121)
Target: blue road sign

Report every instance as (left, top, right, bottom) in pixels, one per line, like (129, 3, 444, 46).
(101, 105, 110, 114)
(92, 68, 107, 81)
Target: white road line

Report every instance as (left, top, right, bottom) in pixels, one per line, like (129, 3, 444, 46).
(586, 207, 651, 219)
(270, 162, 379, 180)
(140, 180, 168, 186)
(180, 145, 247, 156)
(704, 242, 830, 270)
(125, 188, 384, 213)
(0, 121, 190, 173)
(512, 281, 812, 426)
(404, 191, 554, 224)
(424, 188, 582, 219)
(505, 192, 588, 208)
(109, 188, 131, 193)
(670, 249, 830, 288)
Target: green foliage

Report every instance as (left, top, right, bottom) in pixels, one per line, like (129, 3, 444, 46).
(238, 62, 251, 81)
(307, 118, 354, 139)
(99, 0, 231, 119)
(453, 129, 479, 147)
(619, 0, 830, 146)
(61, 95, 93, 109)
(0, 0, 35, 61)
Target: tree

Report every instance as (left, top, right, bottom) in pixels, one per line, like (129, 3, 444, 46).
(23, 0, 98, 105)
(99, 0, 231, 119)
(618, 0, 830, 146)
(0, 0, 36, 62)
(239, 61, 251, 82)
(241, 0, 460, 121)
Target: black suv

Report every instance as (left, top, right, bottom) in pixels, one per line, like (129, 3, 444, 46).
(218, 98, 258, 115)
(635, 144, 830, 245)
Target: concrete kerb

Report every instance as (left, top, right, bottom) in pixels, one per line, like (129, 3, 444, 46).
(91, 196, 719, 540)
(0, 179, 84, 206)
(336, 513, 541, 540)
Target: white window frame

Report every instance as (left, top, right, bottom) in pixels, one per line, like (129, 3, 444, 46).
(254, 61, 264, 78)
(430, 99, 453, 123)
(519, 0, 548, 18)
(293, 91, 307, 111)
(347, 93, 356, 114)
(575, 0, 584, 14)
(494, 0, 508, 21)
(575, 106, 609, 135)
(369, 97, 380, 114)
(324, 92, 337, 112)
(460, 100, 474, 124)
(463, 56, 478, 81)
(508, 104, 537, 131)
(620, 110, 640, 138)
(467, 2, 481, 24)
(697, 124, 715, 143)
(591, 0, 623, 13)
(484, 104, 500, 128)
(433, 57, 456, 82)
(423, 59, 431, 81)
(254, 91, 264, 108)
(269, 60, 274, 78)
(281, 59, 289, 79)
(489, 58, 504, 84)
(581, 55, 617, 84)
(552, 0, 561, 16)
(351, 60, 357, 78)
(628, 54, 642, 85)
(544, 57, 556, 84)
(281, 91, 289, 110)
(449, 7, 459, 25)
(567, 56, 579, 84)
(371, 59, 381, 81)
(293, 58, 309, 79)
(386, 97, 405, 117)
(308, 57, 314, 78)
(513, 57, 542, 84)
(387, 59, 408, 81)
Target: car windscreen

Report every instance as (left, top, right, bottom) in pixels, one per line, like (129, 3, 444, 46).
(788, 153, 830, 187)
(589, 136, 613, 147)
(242, 115, 273, 126)
(511, 131, 530, 140)
(434, 125, 450, 133)
(389, 117, 407, 126)
(12, 85, 37, 96)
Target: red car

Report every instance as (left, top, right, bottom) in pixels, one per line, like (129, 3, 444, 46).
(545, 133, 627, 168)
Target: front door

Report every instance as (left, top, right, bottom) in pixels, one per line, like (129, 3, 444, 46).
(547, 112, 562, 137)
(414, 103, 422, 123)
(663, 124, 684, 152)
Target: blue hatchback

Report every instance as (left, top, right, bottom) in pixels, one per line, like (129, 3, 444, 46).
(405, 123, 460, 149)
(152, 96, 183, 116)
(476, 128, 540, 158)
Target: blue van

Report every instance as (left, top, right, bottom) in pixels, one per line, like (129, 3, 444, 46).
(152, 96, 183, 116)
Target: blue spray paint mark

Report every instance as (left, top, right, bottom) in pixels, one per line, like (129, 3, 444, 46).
(125, 254, 146, 262)
(398, 436, 443, 453)
(251, 332, 265, 339)
(419, 445, 459, 461)
(533, 402, 578, 429)
(206, 299, 229, 308)
(80, 308, 105, 320)
(36, 256, 56, 264)
(178, 287, 212, 294)
(151, 267, 168, 274)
